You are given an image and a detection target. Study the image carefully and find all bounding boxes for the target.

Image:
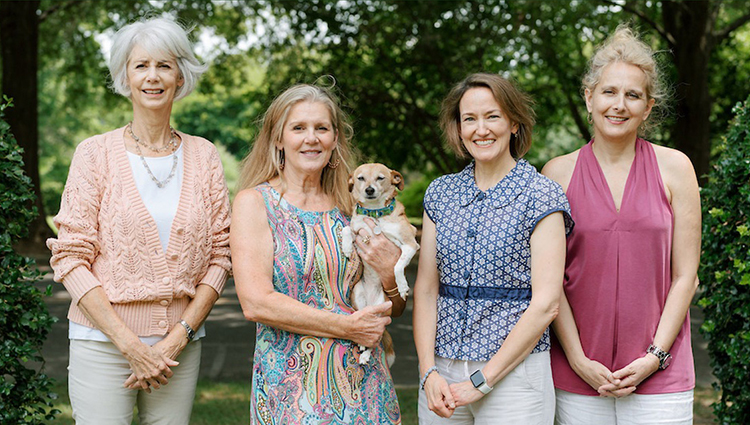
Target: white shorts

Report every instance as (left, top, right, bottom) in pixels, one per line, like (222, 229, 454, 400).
(68, 339, 201, 425)
(418, 351, 555, 424)
(555, 388, 693, 425)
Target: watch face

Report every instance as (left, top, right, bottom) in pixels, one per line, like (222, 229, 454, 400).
(470, 371, 485, 388)
(662, 355, 672, 369)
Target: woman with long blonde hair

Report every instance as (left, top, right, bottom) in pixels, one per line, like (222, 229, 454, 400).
(231, 83, 405, 422)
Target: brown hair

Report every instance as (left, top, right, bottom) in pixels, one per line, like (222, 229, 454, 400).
(439, 73, 535, 159)
(238, 83, 356, 211)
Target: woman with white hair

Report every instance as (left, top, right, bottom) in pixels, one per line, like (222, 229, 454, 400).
(47, 17, 230, 424)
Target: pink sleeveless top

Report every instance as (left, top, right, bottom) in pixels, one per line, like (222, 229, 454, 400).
(550, 139, 695, 395)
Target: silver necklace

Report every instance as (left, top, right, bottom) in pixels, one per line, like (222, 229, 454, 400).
(128, 123, 179, 188)
(128, 121, 178, 153)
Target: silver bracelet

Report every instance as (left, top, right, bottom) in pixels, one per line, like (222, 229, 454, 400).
(179, 319, 195, 342)
(420, 366, 439, 389)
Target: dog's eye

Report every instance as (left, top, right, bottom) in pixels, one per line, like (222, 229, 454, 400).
(357, 176, 365, 181)
(376, 176, 385, 181)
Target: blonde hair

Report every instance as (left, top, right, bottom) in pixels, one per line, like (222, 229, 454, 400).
(439, 73, 536, 159)
(583, 24, 668, 133)
(238, 83, 356, 212)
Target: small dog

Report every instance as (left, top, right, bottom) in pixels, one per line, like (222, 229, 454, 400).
(342, 163, 420, 365)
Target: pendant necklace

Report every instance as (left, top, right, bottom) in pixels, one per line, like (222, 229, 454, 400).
(127, 122, 179, 189)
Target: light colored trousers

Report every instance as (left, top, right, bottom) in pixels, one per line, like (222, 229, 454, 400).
(68, 339, 201, 425)
(555, 388, 694, 424)
(418, 351, 555, 424)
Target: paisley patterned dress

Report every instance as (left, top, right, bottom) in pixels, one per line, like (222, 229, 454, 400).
(250, 183, 401, 424)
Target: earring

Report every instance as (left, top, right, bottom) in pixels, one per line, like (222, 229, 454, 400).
(278, 149, 285, 171)
(328, 146, 341, 169)
(587, 112, 593, 124)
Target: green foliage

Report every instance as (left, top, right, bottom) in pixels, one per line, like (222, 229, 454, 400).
(0, 98, 58, 422)
(699, 95, 750, 424)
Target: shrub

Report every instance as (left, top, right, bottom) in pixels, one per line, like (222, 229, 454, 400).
(699, 96, 750, 424)
(0, 97, 59, 423)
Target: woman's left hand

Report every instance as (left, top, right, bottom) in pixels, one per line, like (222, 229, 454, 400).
(597, 354, 659, 397)
(124, 332, 187, 390)
(354, 217, 400, 276)
(449, 380, 485, 407)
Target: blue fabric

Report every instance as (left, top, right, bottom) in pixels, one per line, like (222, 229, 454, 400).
(423, 160, 574, 362)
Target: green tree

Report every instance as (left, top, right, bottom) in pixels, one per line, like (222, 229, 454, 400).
(0, 99, 58, 423)
(699, 96, 750, 424)
(608, 0, 750, 181)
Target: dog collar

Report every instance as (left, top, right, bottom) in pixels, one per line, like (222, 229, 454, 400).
(356, 198, 395, 218)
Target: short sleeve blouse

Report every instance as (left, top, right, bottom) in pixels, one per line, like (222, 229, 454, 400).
(423, 160, 573, 361)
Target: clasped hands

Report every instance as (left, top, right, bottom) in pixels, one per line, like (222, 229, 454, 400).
(423, 372, 484, 418)
(121, 332, 187, 393)
(574, 354, 660, 398)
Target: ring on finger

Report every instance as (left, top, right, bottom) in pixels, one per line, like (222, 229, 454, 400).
(362, 235, 371, 245)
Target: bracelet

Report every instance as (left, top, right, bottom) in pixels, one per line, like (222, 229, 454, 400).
(420, 366, 439, 389)
(179, 319, 195, 342)
(384, 286, 400, 298)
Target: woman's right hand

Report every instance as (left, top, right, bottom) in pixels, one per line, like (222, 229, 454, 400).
(347, 301, 392, 347)
(424, 372, 456, 418)
(571, 356, 614, 393)
(121, 340, 179, 392)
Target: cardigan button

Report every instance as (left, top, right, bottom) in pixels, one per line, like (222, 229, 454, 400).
(463, 270, 470, 279)
(158, 320, 167, 328)
(467, 229, 476, 238)
(160, 300, 169, 306)
(476, 192, 486, 201)
(162, 277, 171, 284)
(176, 227, 184, 235)
(170, 254, 178, 260)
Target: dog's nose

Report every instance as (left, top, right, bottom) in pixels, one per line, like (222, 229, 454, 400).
(365, 187, 375, 196)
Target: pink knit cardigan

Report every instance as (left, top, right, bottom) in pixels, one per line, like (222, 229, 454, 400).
(47, 127, 231, 337)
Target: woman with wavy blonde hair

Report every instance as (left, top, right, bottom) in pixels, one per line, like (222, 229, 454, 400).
(231, 83, 405, 422)
(543, 25, 700, 424)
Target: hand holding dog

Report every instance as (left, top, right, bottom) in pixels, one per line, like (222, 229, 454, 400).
(354, 218, 400, 281)
(347, 301, 392, 347)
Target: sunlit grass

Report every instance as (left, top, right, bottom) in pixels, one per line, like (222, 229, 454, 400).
(48, 381, 715, 424)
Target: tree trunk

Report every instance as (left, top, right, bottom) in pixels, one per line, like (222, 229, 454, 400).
(662, 0, 714, 183)
(0, 0, 54, 253)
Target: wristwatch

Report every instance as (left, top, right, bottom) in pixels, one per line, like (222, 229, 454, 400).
(647, 344, 672, 370)
(470, 369, 493, 394)
(179, 319, 196, 342)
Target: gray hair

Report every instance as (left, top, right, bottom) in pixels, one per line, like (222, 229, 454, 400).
(108, 17, 207, 101)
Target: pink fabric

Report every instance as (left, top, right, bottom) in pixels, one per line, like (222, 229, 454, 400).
(47, 127, 231, 337)
(551, 138, 695, 395)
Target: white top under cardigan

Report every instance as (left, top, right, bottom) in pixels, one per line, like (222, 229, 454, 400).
(69, 144, 205, 344)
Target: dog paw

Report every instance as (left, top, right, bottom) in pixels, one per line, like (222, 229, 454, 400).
(341, 227, 354, 257)
(359, 348, 372, 364)
(398, 287, 409, 300)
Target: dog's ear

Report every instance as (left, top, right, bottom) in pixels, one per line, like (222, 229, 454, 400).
(391, 170, 404, 191)
(348, 174, 354, 192)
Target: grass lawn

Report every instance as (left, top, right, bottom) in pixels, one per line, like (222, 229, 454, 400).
(48, 381, 716, 424)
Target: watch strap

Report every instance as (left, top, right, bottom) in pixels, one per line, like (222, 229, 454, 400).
(647, 344, 671, 370)
(179, 319, 196, 342)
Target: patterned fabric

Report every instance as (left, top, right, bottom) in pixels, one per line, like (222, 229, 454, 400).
(424, 160, 573, 362)
(47, 127, 230, 337)
(250, 184, 401, 424)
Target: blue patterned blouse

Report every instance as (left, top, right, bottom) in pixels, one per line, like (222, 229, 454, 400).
(423, 160, 574, 362)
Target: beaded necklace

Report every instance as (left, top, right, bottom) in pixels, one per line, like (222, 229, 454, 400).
(127, 122, 179, 189)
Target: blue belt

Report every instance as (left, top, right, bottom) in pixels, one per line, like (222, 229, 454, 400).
(439, 284, 532, 301)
